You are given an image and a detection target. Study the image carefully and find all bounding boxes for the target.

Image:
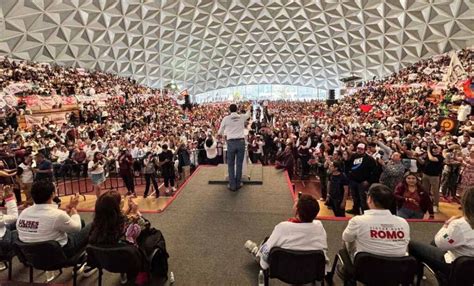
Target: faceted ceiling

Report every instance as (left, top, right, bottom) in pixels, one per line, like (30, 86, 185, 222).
(1, 0, 473, 95)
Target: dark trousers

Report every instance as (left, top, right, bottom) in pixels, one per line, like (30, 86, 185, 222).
(62, 223, 92, 258)
(248, 151, 256, 163)
(163, 175, 175, 188)
(1, 229, 18, 253)
(329, 198, 346, 217)
(319, 174, 328, 199)
(144, 173, 159, 197)
(339, 245, 355, 282)
(349, 180, 369, 214)
(227, 139, 245, 190)
(206, 157, 218, 166)
(121, 173, 135, 193)
(408, 240, 451, 277)
(300, 155, 310, 177)
(252, 153, 265, 165)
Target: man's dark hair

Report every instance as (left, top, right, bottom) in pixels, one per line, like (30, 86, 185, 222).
(31, 180, 55, 204)
(367, 183, 394, 209)
(229, 104, 238, 113)
(296, 194, 320, 222)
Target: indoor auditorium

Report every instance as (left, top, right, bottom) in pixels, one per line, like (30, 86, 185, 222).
(0, 0, 473, 285)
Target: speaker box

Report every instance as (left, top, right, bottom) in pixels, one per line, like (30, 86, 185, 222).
(326, 99, 338, 106)
(328, 89, 335, 100)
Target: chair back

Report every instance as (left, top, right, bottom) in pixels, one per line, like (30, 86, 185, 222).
(14, 240, 68, 271)
(449, 256, 474, 286)
(0, 240, 15, 259)
(86, 244, 145, 274)
(268, 247, 326, 284)
(354, 252, 417, 286)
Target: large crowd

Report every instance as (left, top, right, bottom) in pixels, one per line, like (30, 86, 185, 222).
(0, 45, 472, 284)
(0, 49, 472, 215)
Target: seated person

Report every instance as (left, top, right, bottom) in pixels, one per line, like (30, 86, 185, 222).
(339, 184, 410, 280)
(16, 181, 95, 276)
(245, 194, 328, 271)
(409, 187, 474, 278)
(88, 191, 168, 284)
(0, 185, 18, 270)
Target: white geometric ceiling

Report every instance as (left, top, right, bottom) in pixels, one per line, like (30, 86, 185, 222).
(1, 0, 473, 95)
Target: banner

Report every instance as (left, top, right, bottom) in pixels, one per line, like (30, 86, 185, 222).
(443, 52, 466, 84)
(3, 82, 32, 96)
(23, 95, 40, 109)
(408, 73, 418, 80)
(24, 112, 69, 128)
(0, 93, 18, 107)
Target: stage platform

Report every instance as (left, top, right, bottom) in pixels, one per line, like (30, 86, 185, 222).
(208, 163, 263, 185)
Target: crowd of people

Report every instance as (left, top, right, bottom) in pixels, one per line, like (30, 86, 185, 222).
(0, 42, 472, 284)
(0, 48, 471, 215)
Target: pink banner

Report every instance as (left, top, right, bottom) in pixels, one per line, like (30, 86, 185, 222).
(24, 112, 69, 128)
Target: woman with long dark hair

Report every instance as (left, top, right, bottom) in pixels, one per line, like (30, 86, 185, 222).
(89, 191, 167, 284)
(394, 172, 434, 219)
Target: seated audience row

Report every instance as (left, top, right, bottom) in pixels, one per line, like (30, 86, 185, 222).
(245, 185, 474, 284)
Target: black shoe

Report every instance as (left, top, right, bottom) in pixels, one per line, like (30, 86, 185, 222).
(345, 209, 360, 215)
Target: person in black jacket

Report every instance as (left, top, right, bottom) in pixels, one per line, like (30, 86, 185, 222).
(347, 143, 377, 215)
(158, 144, 176, 196)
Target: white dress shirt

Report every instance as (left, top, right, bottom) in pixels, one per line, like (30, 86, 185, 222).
(342, 209, 410, 258)
(434, 217, 474, 263)
(257, 220, 328, 270)
(204, 138, 217, 159)
(218, 111, 251, 140)
(17, 204, 82, 246)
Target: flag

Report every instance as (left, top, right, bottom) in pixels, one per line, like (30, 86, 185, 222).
(463, 78, 474, 99)
(360, 104, 373, 113)
(443, 52, 466, 84)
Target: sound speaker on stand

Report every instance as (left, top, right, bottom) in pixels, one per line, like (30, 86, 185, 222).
(326, 89, 338, 106)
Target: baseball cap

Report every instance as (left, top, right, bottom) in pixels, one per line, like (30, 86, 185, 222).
(357, 143, 366, 149)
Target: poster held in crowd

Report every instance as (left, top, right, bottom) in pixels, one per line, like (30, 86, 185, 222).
(443, 52, 467, 84)
(438, 117, 458, 133)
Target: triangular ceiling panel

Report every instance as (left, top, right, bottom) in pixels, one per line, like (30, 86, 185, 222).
(0, 0, 473, 95)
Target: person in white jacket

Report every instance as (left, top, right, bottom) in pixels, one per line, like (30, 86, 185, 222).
(0, 185, 18, 270)
(409, 187, 474, 277)
(244, 194, 329, 272)
(339, 184, 410, 281)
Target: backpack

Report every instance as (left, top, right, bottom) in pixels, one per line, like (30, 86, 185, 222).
(150, 229, 169, 279)
(138, 227, 169, 279)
